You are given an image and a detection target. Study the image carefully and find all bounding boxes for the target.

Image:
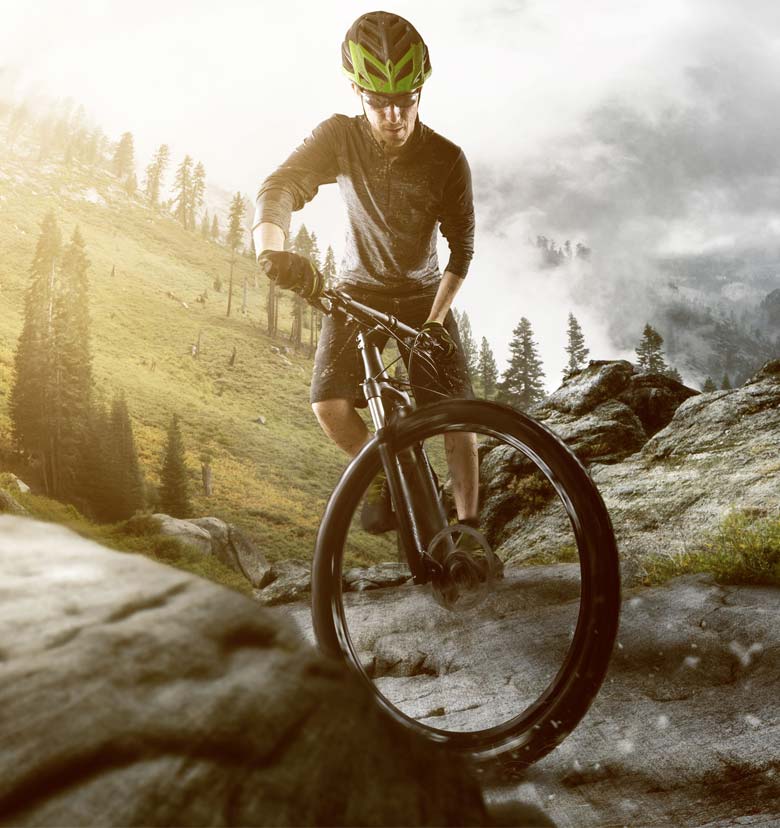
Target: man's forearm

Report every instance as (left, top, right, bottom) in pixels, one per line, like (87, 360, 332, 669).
(427, 271, 465, 323)
(252, 220, 286, 259)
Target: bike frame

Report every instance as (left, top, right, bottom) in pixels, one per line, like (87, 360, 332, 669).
(318, 290, 452, 584)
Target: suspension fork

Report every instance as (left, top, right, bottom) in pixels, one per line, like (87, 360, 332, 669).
(357, 332, 448, 584)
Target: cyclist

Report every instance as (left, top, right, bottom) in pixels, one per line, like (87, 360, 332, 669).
(254, 11, 481, 544)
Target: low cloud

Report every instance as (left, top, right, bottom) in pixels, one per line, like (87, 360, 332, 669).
(467, 9, 780, 382)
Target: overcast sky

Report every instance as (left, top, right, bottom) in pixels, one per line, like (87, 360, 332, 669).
(4, 0, 780, 383)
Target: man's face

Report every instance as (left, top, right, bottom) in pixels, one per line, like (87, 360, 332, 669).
(354, 85, 420, 152)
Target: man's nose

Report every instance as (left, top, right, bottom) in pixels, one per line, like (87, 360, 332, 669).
(383, 105, 402, 123)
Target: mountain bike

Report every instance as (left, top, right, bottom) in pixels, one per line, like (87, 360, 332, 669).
(308, 287, 620, 770)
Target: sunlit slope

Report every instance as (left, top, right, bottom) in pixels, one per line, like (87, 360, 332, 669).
(0, 144, 369, 563)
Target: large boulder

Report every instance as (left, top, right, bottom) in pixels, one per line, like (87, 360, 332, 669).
(152, 513, 212, 554)
(501, 359, 780, 582)
(0, 488, 27, 515)
(190, 516, 272, 588)
(539, 400, 647, 464)
(0, 516, 502, 827)
(540, 360, 635, 416)
(533, 359, 698, 463)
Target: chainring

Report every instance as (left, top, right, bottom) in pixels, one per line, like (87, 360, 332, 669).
(427, 523, 502, 611)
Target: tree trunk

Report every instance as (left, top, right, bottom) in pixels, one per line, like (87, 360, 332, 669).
(201, 462, 212, 497)
(227, 256, 235, 317)
(267, 282, 276, 335)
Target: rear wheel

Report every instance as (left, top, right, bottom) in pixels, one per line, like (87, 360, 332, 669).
(312, 399, 620, 768)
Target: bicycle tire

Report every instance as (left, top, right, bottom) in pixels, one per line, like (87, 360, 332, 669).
(311, 398, 620, 768)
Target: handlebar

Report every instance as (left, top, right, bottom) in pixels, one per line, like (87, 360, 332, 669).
(316, 288, 420, 341)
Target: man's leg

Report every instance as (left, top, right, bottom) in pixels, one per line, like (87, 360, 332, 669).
(312, 398, 370, 458)
(445, 431, 479, 522)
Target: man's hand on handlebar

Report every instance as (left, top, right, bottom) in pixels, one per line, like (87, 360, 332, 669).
(258, 250, 324, 301)
(418, 320, 458, 359)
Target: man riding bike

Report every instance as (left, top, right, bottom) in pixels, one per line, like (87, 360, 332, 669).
(253, 11, 482, 549)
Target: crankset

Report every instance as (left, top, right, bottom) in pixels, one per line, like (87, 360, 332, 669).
(426, 523, 503, 611)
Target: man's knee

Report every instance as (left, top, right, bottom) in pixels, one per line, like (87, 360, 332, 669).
(312, 398, 352, 426)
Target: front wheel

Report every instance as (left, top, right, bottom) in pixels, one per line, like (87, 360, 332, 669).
(311, 399, 620, 768)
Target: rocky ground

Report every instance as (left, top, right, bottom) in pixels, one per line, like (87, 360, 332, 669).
(2, 359, 777, 826)
(0, 516, 504, 827)
(485, 359, 780, 584)
(283, 569, 779, 827)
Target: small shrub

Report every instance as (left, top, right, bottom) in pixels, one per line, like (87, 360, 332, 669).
(705, 511, 780, 585)
(152, 536, 184, 562)
(644, 511, 780, 586)
(512, 471, 555, 517)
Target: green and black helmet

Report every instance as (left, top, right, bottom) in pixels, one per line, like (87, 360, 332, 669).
(342, 11, 432, 93)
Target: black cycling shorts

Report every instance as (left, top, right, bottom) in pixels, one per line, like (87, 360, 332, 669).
(310, 286, 475, 408)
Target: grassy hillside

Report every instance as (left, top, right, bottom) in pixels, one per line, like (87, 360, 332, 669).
(0, 128, 393, 570)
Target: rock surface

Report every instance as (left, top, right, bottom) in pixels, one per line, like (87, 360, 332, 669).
(0, 516, 514, 827)
(150, 514, 272, 588)
(283, 570, 779, 827)
(153, 512, 212, 554)
(190, 516, 272, 588)
(0, 488, 26, 515)
(531, 360, 698, 450)
(253, 560, 312, 606)
(491, 360, 780, 581)
(344, 562, 412, 592)
(253, 562, 415, 605)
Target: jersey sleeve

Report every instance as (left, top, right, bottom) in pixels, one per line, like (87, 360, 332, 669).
(438, 149, 475, 278)
(254, 116, 341, 238)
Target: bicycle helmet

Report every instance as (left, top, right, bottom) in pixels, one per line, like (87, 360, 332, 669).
(342, 11, 432, 93)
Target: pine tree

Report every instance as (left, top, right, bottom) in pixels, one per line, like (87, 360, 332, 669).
(78, 402, 113, 520)
(10, 212, 62, 493)
(211, 213, 220, 242)
(456, 310, 478, 379)
(564, 312, 589, 375)
(49, 227, 93, 501)
(172, 155, 194, 228)
(190, 161, 206, 229)
(477, 337, 499, 399)
(702, 376, 717, 392)
(309, 231, 322, 270)
(721, 373, 732, 390)
(83, 129, 100, 167)
(307, 232, 323, 354)
(226, 192, 246, 317)
(159, 414, 191, 517)
(144, 144, 170, 207)
(635, 324, 667, 373)
(666, 366, 683, 383)
(106, 395, 145, 520)
(200, 210, 210, 239)
(322, 246, 337, 286)
(112, 132, 135, 178)
(289, 225, 314, 347)
(498, 318, 546, 409)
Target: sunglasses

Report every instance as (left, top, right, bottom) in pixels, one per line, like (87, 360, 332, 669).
(361, 91, 420, 111)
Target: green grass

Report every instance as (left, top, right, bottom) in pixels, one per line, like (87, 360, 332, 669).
(0, 128, 360, 579)
(643, 510, 780, 587)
